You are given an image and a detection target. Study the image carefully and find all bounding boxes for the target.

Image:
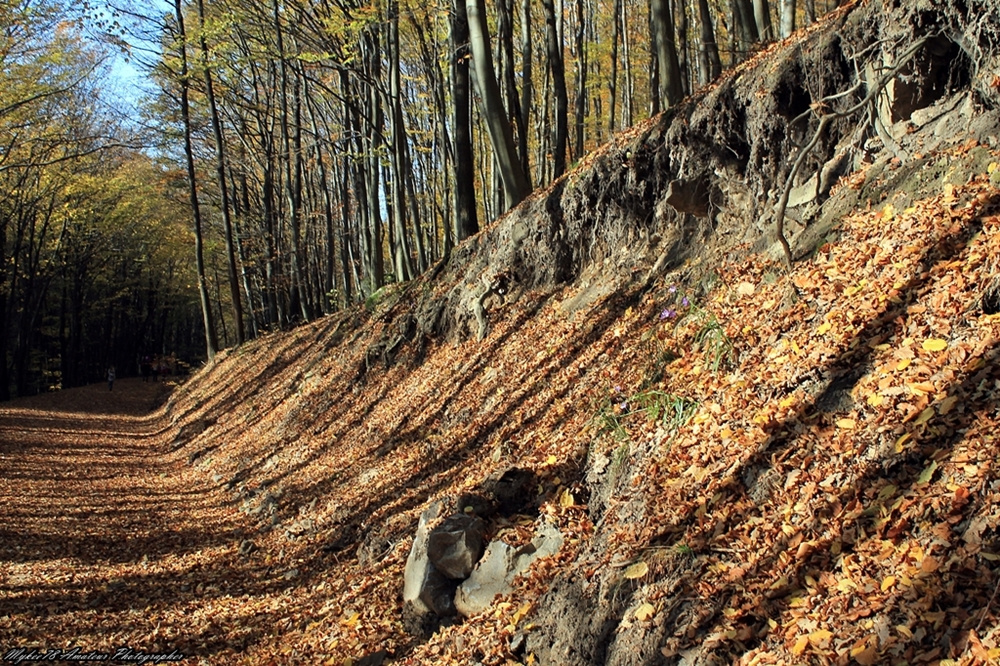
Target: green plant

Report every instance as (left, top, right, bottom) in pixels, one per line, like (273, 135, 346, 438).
(639, 329, 680, 388)
(363, 282, 401, 313)
(594, 395, 629, 440)
(364, 287, 386, 313)
(593, 388, 698, 441)
(690, 309, 734, 372)
(657, 283, 734, 373)
(633, 390, 699, 431)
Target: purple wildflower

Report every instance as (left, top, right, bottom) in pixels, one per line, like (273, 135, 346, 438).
(669, 285, 678, 294)
(681, 296, 690, 307)
(660, 308, 677, 321)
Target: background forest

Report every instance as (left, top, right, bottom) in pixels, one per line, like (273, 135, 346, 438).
(2, 0, 835, 398)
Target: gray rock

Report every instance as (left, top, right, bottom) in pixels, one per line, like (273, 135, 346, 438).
(356, 650, 388, 666)
(238, 539, 257, 556)
(403, 501, 458, 620)
(419, 571, 458, 618)
(454, 541, 517, 616)
(427, 513, 486, 579)
(285, 518, 313, 538)
(455, 519, 564, 617)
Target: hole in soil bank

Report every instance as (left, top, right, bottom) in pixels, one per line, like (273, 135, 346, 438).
(886, 33, 971, 122)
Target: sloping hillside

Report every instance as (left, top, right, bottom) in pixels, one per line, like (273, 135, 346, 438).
(157, 146, 1000, 666)
(150, 0, 1000, 660)
(5, 0, 1000, 664)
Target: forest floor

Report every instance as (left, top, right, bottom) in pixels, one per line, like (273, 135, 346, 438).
(0, 379, 279, 662)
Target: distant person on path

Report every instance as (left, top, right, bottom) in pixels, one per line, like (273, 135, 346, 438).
(107, 366, 116, 391)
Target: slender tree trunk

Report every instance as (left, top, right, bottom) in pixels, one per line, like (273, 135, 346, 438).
(303, 79, 338, 311)
(573, 0, 587, 160)
(261, 152, 281, 327)
(651, 0, 684, 108)
(466, 0, 531, 209)
(609, 0, 620, 134)
(450, 0, 479, 241)
(519, 0, 532, 178)
(274, 0, 309, 321)
(731, 0, 760, 60)
(622, 0, 634, 127)
(676, 0, 690, 96)
(541, 0, 569, 177)
(234, 169, 260, 337)
(498, 0, 530, 187)
(754, 0, 774, 42)
(535, 62, 551, 185)
(196, 0, 244, 345)
(174, 0, 217, 362)
(697, 0, 722, 84)
(362, 34, 386, 293)
(409, 7, 455, 258)
(780, 0, 795, 38)
(0, 215, 9, 400)
(388, 0, 415, 282)
(335, 157, 355, 306)
(649, 9, 660, 116)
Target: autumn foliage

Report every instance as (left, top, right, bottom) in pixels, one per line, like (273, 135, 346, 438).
(2, 137, 1000, 664)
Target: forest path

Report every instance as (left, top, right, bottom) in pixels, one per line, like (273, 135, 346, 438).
(0, 379, 273, 662)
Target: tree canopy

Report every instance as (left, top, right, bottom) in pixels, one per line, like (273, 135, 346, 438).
(3, 0, 840, 397)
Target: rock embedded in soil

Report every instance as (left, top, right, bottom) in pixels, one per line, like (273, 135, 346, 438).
(426, 512, 486, 579)
(403, 501, 460, 621)
(455, 519, 564, 617)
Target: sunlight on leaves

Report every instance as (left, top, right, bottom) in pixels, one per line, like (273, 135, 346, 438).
(921, 338, 948, 352)
(917, 461, 939, 485)
(634, 602, 655, 621)
(623, 561, 648, 579)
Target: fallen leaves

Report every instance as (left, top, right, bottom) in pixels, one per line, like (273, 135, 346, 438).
(3, 140, 1000, 666)
(622, 561, 649, 580)
(633, 602, 656, 622)
(921, 338, 949, 352)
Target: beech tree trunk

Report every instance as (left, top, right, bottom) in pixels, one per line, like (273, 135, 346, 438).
(388, 0, 415, 282)
(651, 0, 684, 108)
(466, 0, 531, 210)
(450, 0, 479, 241)
(697, 0, 722, 84)
(196, 0, 244, 344)
(519, 0, 532, 179)
(541, 0, 569, 177)
(574, 0, 587, 159)
(780, 0, 795, 38)
(274, 0, 309, 321)
(754, 0, 774, 42)
(733, 0, 761, 56)
(173, 0, 217, 362)
(609, 0, 620, 133)
(677, 0, 690, 96)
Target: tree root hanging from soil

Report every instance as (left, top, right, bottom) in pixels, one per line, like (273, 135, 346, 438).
(774, 32, 936, 268)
